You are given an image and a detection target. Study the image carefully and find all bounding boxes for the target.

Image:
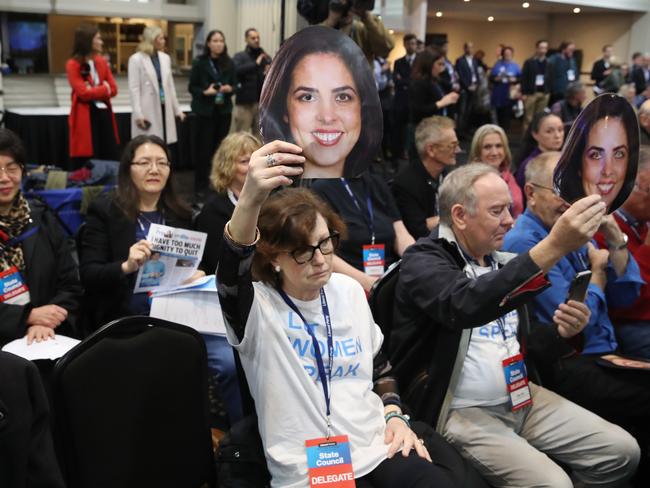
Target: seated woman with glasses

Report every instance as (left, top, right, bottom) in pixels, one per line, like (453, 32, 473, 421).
(80, 134, 196, 330)
(216, 139, 464, 488)
(0, 129, 82, 348)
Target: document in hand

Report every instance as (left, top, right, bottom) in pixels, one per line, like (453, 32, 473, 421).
(134, 224, 207, 293)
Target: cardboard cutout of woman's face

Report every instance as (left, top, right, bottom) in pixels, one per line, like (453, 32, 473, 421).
(259, 26, 382, 179)
(553, 94, 639, 213)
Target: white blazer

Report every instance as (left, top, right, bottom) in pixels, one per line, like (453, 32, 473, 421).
(128, 51, 182, 145)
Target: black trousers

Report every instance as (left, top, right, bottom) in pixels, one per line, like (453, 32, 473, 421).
(542, 353, 650, 485)
(193, 111, 231, 195)
(356, 423, 489, 488)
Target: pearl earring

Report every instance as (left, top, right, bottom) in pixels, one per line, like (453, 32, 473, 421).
(275, 265, 281, 273)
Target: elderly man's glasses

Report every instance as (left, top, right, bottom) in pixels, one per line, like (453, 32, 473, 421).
(530, 182, 560, 196)
(289, 232, 340, 264)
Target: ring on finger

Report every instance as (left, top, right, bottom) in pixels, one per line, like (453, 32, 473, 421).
(418, 438, 425, 444)
(266, 153, 277, 167)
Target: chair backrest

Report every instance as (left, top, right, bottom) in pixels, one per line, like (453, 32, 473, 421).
(52, 316, 216, 488)
(368, 260, 401, 351)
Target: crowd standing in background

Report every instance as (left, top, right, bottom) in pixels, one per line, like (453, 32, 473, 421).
(9, 3, 650, 484)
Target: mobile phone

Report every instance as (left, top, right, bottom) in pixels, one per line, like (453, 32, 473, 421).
(565, 270, 591, 303)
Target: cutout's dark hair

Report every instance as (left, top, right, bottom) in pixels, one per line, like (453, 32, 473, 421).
(553, 94, 640, 211)
(115, 135, 190, 221)
(259, 26, 381, 178)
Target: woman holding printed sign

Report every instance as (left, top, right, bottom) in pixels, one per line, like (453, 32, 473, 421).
(216, 139, 487, 488)
(80, 134, 193, 329)
(0, 129, 82, 347)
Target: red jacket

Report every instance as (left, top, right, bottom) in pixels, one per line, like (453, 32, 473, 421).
(66, 55, 119, 158)
(595, 210, 650, 324)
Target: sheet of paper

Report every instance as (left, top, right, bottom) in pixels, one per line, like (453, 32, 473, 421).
(149, 276, 226, 335)
(134, 224, 207, 293)
(2, 334, 80, 361)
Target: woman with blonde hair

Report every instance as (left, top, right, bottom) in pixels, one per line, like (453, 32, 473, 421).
(469, 124, 524, 217)
(195, 131, 262, 274)
(128, 26, 185, 145)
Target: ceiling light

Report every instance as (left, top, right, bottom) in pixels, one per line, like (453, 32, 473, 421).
(488, 16, 495, 22)
(464, 0, 470, 2)
(573, 7, 581, 13)
(388, 29, 395, 34)
(522, 2, 530, 7)
(436, 11, 443, 17)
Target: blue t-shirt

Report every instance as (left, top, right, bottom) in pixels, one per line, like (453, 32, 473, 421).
(490, 61, 521, 107)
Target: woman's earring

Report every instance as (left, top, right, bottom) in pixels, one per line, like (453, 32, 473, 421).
(275, 265, 281, 273)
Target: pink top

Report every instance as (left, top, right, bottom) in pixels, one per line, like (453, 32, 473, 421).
(501, 169, 524, 218)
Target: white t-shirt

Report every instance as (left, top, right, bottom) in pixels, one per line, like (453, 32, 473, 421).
(451, 264, 521, 409)
(226, 273, 389, 488)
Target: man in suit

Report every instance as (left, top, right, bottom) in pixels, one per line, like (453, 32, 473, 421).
(521, 40, 550, 132)
(455, 42, 479, 138)
(391, 33, 417, 160)
(438, 40, 459, 120)
(546, 40, 577, 106)
(392, 116, 458, 238)
(591, 44, 614, 94)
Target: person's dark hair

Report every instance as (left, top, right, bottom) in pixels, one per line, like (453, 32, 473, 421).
(115, 135, 190, 221)
(411, 47, 444, 81)
(535, 39, 548, 48)
(515, 111, 559, 170)
(252, 188, 347, 284)
(72, 23, 99, 60)
(201, 29, 231, 71)
(602, 44, 613, 52)
(559, 40, 574, 52)
(245, 28, 258, 39)
(553, 94, 639, 210)
(259, 26, 381, 178)
(632, 52, 642, 61)
(501, 46, 514, 57)
(403, 33, 417, 43)
(0, 128, 26, 167)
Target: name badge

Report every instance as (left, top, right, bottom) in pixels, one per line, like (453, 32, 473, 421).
(0, 266, 31, 305)
(306, 435, 355, 487)
(535, 74, 544, 86)
(502, 353, 532, 412)
(362, 244, 385, 277)
(567, 69, 576, 81)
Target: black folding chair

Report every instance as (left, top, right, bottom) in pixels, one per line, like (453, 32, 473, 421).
(52, 316, 216, 488)
(368, 260, 401, 351)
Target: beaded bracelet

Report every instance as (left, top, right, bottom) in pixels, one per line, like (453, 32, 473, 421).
(384, 411, 410, 428)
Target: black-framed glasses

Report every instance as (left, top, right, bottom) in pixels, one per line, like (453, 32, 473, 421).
(131, 160, 172, 170)
(288, 232, 340, 264)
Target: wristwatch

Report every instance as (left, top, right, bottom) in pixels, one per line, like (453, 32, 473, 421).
(607, 233, 628, 251)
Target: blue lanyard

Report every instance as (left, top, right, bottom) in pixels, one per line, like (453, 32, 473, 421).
(340, 178, 375, 244)
(277, 287, 335, 436)
(1, 225, 38, 251)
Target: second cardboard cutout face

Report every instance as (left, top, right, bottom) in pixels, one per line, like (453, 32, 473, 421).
(553, 94, 639, 213)
(259, 25, 382, 179)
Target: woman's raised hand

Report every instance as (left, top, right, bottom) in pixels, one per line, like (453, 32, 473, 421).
(239, 140, 305, 207)
(121, 239, 153, 274)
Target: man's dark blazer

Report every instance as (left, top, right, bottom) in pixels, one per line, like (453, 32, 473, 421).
(455, 55, 477, 91)
(392, 160, 441, 239)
